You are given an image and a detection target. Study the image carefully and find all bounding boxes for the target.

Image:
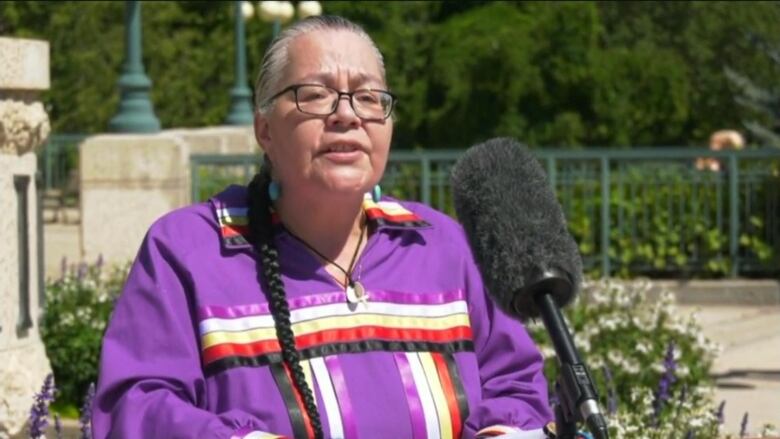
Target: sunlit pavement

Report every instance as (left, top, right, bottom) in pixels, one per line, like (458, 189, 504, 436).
(678, 305, 780, 435)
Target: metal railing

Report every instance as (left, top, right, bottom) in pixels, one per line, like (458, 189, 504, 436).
(191, 153, 263, 204)
(38, 134, 88, 199)
(190, 148, 780, 278)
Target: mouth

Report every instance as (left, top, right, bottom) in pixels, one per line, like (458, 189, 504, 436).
(321, 142, 364, 154)
(317, 142, 367, 165)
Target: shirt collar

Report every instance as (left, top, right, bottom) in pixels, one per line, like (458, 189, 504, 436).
(210, 185, 432, 250)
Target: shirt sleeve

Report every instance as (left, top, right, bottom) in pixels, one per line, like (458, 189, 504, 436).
(460, 249, 554, 439)
(91, 223, 281, 439)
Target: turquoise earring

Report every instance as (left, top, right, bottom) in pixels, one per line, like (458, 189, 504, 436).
(371, 185, 382, 203)
(268, 180, 281, 201)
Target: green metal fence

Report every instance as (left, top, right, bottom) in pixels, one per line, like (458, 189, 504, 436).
(191, 153, 262, 205)
(38, 134, 88, 198)
(37, 135, 779, 277)
(190, 148, 780, 278)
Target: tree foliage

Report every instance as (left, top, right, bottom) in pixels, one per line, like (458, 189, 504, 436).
(2, 1, 780, 148)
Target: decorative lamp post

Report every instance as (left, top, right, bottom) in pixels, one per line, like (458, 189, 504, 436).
(259, 1, 319, 40)
(225, 1, 256, 126)
(109, 0, 161, 133)
(225, 1, 321, 125)
(297, 1, 323, 19)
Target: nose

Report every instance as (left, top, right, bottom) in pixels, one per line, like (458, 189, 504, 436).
(327, 95, 361, 128)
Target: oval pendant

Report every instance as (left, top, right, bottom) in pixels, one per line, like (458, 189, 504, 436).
(346, 281, 367, 304)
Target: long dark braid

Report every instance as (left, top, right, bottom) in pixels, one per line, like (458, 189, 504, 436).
(246, 164, 324, 439)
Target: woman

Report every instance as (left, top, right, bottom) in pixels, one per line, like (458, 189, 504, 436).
(93, 16, 553, 439)
(694, 129, 746, 172)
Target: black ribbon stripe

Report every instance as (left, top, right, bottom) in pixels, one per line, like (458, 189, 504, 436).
(443, 352, 470, 425)
(269, 362, 310, 439)
(204, 339, 474, 376)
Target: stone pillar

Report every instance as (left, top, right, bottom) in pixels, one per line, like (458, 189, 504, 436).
(79, 126, 257, 264)
(0, 36, 53, 437)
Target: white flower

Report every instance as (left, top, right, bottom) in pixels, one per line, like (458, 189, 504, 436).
(689, 416, 705, 428)
(602, 316, 620, 331)
(589, 356, 605, 369)
(540, 346, 555, 359)
(761, 424, 779, 436)
(607, 350, 624, 365)
(669, 319, 689, 335)
(623, 359, 640, 375)
(574, 333, 591, 353)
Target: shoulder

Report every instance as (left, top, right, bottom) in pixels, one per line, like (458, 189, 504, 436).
(144, 185, 246, 255)
(143, 202, 216, 254)
(392, 198, 471, 253)
(396, 200, 460, 230)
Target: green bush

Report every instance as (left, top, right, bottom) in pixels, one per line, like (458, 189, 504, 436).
(40, 258, 128, 408)
(565, 164, 778, 278)
(528, 279, 721, 437)
(526, 278, 780, 437)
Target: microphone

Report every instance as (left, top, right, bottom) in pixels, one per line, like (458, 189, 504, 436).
(450, 138, 609, 439)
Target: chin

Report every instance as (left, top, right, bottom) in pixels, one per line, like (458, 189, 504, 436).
(321, 179, 372, 197)
(319, 170, 373, 193)
(329, 182, 372, 197)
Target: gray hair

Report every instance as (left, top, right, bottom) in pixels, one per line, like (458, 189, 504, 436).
(254, 15, 386, 114)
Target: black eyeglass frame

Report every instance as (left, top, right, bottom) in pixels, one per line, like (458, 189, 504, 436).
(267, 83, 397, 120)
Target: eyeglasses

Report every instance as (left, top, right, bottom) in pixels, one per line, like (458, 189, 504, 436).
(268, 83, 396, 120)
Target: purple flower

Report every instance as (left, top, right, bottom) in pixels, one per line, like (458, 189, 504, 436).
(60, 257, 67, 281)
(740, 412, 749, 438)
(678, 383, 688, 404)
(79, 382, 96, 439)
(95, 254, 104, 271)
(685, 430, 695, 439)
(607, 388, 618, 415)
(653, 342, 677, 424)
(602, 365, 618, 415)
(28, 374, 56, 438)
(549, 382, 561, 408)
(77, 262, 88, 281)
(602, 364, 614, 384)
(716, 400, 726, 425)
(54, 414, 62, 439)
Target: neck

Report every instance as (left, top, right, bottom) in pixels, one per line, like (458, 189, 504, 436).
(275, 189, 366, 261)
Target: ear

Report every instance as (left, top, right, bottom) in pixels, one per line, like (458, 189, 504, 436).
(254, 111, 273, 153)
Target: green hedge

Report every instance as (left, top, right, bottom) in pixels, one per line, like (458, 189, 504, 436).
(528, 279, 720, 437)
(40, 258, 127, 409)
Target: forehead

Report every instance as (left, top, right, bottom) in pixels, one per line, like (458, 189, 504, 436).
(284, 29, 384, 86)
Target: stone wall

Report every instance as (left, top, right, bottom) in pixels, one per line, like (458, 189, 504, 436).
(0, 36, 52, 438)
(79, 126, 257, 265)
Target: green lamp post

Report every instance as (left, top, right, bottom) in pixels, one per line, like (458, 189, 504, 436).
(225, 1, 321, 125)
(225, 1, 256, 126)
(109, 0, 161, 133)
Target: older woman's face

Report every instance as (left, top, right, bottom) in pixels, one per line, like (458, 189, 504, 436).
(255, 29, 393, 199)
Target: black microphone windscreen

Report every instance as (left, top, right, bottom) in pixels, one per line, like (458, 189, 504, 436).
(450, 138, 583, 321)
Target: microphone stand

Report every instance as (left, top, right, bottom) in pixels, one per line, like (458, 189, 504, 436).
(525, 271, 610, 439)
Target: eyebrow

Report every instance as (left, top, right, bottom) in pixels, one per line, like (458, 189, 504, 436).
(296, 72, 385, 88)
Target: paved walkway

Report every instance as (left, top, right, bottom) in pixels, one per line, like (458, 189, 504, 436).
(679, 304, 780, 436)
(43, 223, 82, 281)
